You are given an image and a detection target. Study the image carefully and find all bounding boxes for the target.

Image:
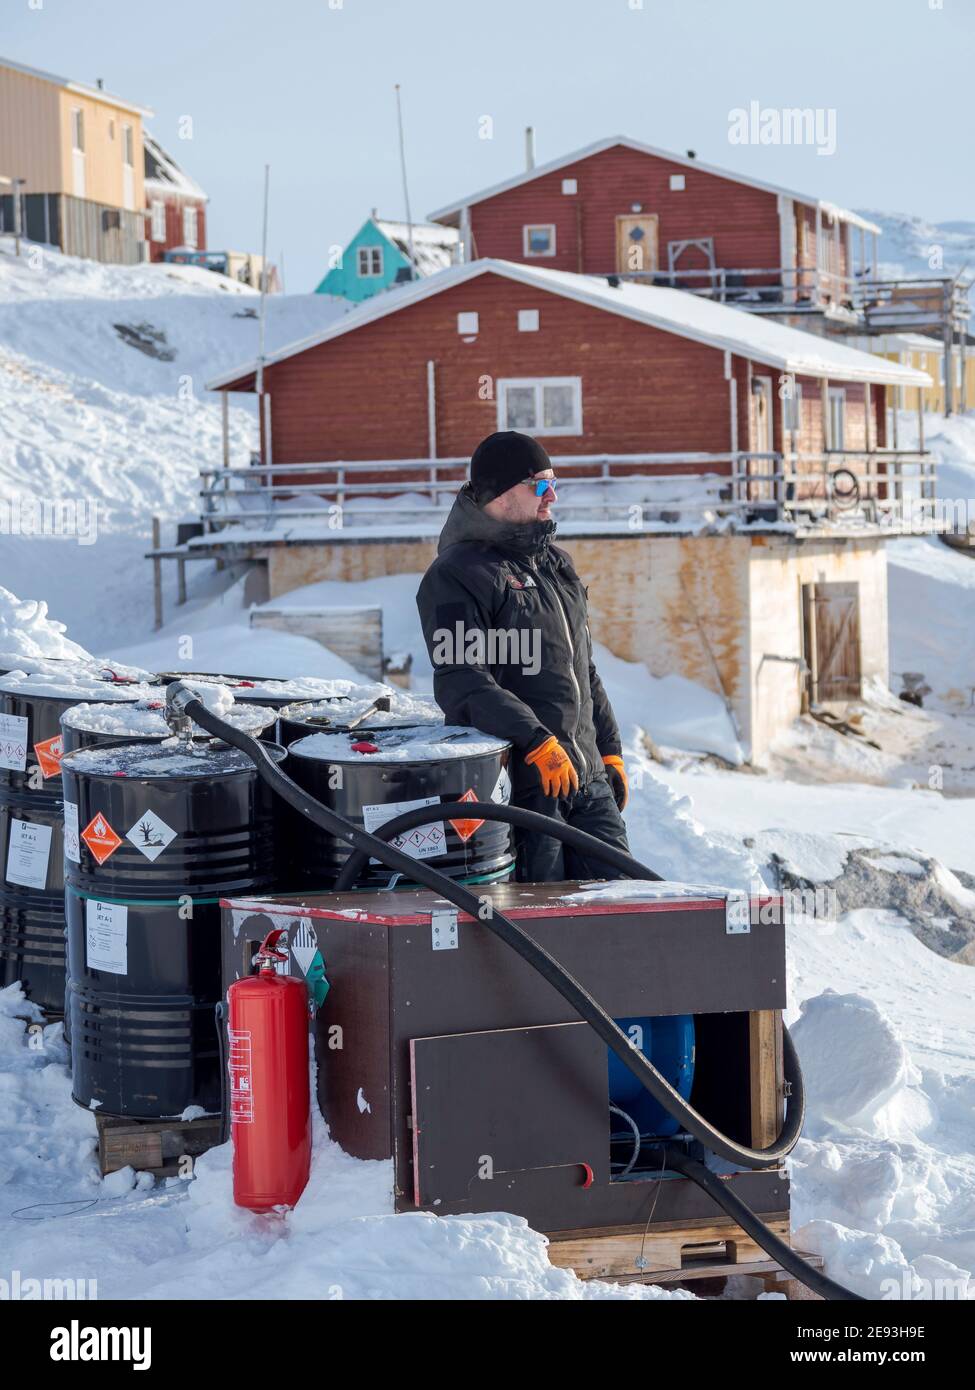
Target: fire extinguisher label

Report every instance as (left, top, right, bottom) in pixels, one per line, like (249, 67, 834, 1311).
(228, 1028, 255, 1124)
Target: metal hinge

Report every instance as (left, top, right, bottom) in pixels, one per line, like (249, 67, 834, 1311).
(725, 891, 750, 934)
(431, 909, 458, 951)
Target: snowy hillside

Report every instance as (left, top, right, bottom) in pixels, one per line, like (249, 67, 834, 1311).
(859, 209, 975, 287)
(0, 240, 353, 650)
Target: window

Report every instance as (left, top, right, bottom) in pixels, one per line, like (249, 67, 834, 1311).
(150, 200, 166, 242)
(561, 178, 577, 195)
(517, 308, 539, 332)
(523, 224, 556, 257)
(457, 311, 479, 335)
(182, 205, 198, 249)
(122, 124, 134, 166)
(357, 245, 383, 277)
(71, 108, 84, 152)
(669, 174, 686, 191)
(828, 387, 846, 450)
(497, 377, 582, 436)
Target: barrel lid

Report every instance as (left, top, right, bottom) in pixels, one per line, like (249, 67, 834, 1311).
(289, 725, 509, 764)
(60, 740, 286, 779)
(62, 698, 277, 738)
(0, 670, 154, 702)
(281, 690, 443, 731)
(0, 654, 152, 683)
(155, 671, 368, 702)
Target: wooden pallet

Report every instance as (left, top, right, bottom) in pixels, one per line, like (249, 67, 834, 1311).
(546, 1214, 825, 1300)
(95, 1113, 223, 1178)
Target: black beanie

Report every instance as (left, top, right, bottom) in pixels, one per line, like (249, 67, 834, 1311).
(469, 431, 552, 506)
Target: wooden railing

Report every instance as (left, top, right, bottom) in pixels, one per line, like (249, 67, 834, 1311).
(196, 449, 941, 534)
(610, 265, 971, 332)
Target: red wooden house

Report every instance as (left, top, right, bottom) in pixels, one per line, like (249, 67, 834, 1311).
(427, 136, 881, 320)
(143, 130, 207, 262)
(190, 260, 934, 761)
(207, 256, 925, 515)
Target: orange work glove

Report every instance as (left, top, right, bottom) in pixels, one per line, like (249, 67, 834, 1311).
(524, 736, 579, 799)
(603, 754, 628, 811)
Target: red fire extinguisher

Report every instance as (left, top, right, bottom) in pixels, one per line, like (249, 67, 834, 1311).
(227, 928, 311, 1211)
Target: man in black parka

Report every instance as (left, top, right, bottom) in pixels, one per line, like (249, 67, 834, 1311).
(416, 431, 630, 883)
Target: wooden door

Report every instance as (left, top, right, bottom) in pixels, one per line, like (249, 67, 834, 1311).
(748, 376, 774, 500)
(802, 581, 862, 703)
(616, 215, 658, 274)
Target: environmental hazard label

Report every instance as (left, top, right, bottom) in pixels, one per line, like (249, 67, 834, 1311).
(447, 787, 484, 842)
(33, 733, 63, 780)
(362, 795, 446, 863)
(0, 713, 28, 773)
(81, 812, 123, 865)
(125, 809, 177, 862)
(63, 801, 81, 865)
(491, 765, 511, 804)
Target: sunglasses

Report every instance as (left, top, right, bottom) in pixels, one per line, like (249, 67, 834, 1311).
(527, 476, 558, 498)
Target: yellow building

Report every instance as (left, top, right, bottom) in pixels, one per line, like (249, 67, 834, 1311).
(0, 55, 151, 263)
(852, 332, 974, 415)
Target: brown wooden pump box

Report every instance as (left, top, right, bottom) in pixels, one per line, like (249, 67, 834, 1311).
(221, 882, 788, 1242)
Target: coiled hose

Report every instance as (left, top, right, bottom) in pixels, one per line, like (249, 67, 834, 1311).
(170, 685, 861, 1298)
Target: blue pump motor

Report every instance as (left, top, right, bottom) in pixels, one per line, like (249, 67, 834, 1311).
(608, 1015, 696, 1138)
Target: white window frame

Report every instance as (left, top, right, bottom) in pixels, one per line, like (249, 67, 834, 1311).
(517, 308, 539, 332)
(561, 178, 577, 195)
(71, 107, 84, 152)
(357, 245, 383, 278)
(182, 204, 198, 250)
(669, 174, 686, 191)
(150, 200, 167, 243)
(497, 376, 582, 437)
(457, 311, 479, 335)
(522, 223, 556, 258)
(122, 123, 134, 167)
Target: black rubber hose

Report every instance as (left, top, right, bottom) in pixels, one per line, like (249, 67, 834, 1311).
(333, 799, 663, 891)
(661, 1147, 864, 1302)
(173, 684, 801, 1170)
(175, 688, 864, 1296)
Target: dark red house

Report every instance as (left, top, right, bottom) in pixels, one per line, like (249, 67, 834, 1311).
(428, 137, 881, 317)
(207, 258, 925, 516)
(143, 130, 208, 262)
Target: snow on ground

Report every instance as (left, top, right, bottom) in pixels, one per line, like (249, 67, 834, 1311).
(0, 239, 353, 651)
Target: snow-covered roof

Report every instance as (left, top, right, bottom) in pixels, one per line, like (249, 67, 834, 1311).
(428, 135, 883, 237)
(143, 130, 207, 202)
(0, 54, 152, 118)
(207, 258, 930, 391)
(368, 217, 458, 277)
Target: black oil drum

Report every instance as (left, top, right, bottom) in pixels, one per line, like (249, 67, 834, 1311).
(61, 697, 278, 755)
(0, 671, 148, 1011)
(277, 690, 443, 748)
(285, 725, 513, 890)
(60, 739, 285, 1119)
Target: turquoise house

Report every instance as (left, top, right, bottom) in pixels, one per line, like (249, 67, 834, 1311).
(315, 213, 459, 302)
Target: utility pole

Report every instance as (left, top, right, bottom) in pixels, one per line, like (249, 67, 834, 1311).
(394, 84, 417, 279)
(255, 165, 271, 466)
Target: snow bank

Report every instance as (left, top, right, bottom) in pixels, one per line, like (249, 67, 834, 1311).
(888, 536, 975, 707)
(0, 586, 92, 664)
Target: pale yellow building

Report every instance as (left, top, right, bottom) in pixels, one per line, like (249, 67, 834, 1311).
(851, 332, 974, 416)
(0, 55, 151, 263)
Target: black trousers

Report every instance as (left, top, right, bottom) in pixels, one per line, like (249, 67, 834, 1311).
(513, 775, 631, 884)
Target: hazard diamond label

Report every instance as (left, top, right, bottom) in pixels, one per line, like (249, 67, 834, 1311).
(448, 787, 484, 842)
(33, 733, 64, 780)
(81, 812, 123, 865)
(125, 809, 177, 862)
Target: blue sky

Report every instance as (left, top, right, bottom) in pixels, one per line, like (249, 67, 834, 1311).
(3, 0, 972, 290)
